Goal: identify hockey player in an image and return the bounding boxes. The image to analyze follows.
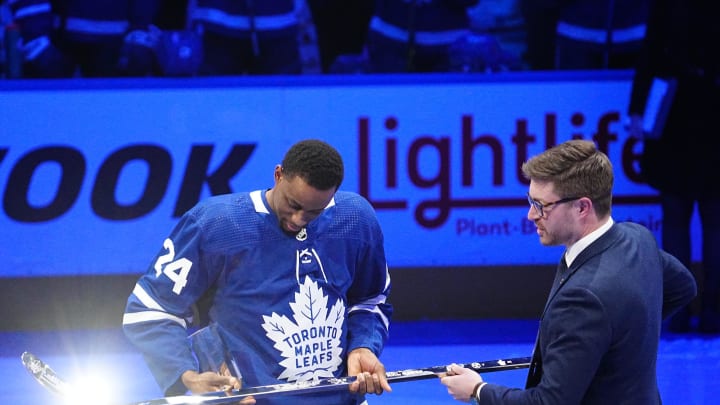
[187,0,303,75]
[123,140,393,405]
[6,0,161,77]
[366,0,479,73]
[552,0,650,69]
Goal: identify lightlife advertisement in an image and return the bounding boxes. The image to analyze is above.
[0,73,688,277]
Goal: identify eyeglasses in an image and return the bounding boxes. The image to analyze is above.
[527,193,581,218]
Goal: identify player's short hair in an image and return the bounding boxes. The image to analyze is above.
[521,139,613,217]
[281,139,344,191]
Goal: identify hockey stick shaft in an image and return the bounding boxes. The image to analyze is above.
[132,356,531,405]
[22,351,530,405]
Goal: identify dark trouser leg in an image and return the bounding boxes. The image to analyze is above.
[698,197,720,333]
[661,192,695,332]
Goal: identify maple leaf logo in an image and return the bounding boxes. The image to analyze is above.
[262,276,345,382]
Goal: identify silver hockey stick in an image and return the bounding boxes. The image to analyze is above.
[21,351,74,397]
[22,351,531,405]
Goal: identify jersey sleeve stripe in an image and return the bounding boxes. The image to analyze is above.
[122,311,187,328]
[132,283,165,311]
[348,294,390,329]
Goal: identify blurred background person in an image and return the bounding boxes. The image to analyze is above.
[187,0,303,75]
[365,0,479,73]
[6,0,161,78]
[523,0,650,70]
[628,0,720,333]
[465,0,527,71]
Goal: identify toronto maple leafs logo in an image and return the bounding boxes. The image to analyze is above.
[262,276,345,382]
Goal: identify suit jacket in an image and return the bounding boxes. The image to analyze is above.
[480,222,696,404]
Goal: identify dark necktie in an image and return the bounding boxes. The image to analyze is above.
[550,255,568,294]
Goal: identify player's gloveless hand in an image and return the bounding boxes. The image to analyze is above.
[346,347,392,395]
[181,370,255,404]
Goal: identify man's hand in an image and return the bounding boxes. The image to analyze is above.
[346,347,391,395]
[180,370,255,404]
[440,364,484,402]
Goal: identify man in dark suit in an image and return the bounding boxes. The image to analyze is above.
[441,140,696,404]
[627,0,720,334]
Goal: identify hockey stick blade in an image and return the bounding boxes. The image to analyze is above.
[132,356,532,405]
[21,351,74,397]
[22,351,530,405]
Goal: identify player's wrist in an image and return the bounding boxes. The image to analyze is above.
[180,369,201,391]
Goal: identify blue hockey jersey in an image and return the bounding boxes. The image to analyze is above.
[369,0,479,47]
[189,0,298,39]
[123,190,392,405]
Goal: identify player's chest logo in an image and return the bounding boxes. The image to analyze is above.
[261,276,345,382]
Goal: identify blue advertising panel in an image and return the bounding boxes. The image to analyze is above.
[0,73,690,277]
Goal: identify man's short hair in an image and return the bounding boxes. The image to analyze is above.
[521,139,613,217]
[282,139,344,191]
